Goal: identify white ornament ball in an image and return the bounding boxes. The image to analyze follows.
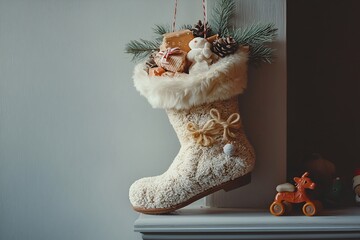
[223,143,235,156]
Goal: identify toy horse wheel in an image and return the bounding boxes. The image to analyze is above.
[270,202,285,216]
[302,202,317,216]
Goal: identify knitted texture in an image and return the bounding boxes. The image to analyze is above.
[129,97,255,209]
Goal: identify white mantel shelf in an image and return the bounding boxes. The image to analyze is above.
[134,207,360,240]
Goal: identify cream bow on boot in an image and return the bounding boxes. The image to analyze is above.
[129,47,255,214]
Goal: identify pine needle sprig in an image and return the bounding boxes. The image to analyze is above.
[153,24,171,39]
[125,39,160,62]
[248,45,275,67]
[233,23,277,46]
[209,0,235,37]
[231,23,277,66]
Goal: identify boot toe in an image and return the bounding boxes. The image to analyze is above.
[129,176,178,209]
[129,177,156,209]
[129,175,193,210]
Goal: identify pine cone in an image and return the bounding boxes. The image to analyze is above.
[212,37,238,57]
[145,51,158,69]
[191,20,211,38]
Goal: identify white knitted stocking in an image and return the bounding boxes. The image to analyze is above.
[129,48,254,213]
[129,97,255,213]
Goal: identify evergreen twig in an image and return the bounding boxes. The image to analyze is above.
[233,23,277,46]
[232,23,277,66]
[125,39,160,62]
[248,45,275,67]
[209,0,235,37]
[153,24,171,38]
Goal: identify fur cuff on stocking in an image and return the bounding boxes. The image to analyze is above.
[133,48,249,110]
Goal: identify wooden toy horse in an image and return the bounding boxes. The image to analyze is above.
[270,172,321,216]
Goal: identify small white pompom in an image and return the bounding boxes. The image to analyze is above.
[223,143,235,156]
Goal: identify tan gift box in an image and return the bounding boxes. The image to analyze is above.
[160,29,194,53]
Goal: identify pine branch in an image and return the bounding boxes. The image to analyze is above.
[153,24,171,38]
[248,45,275,67]
[231,23,277,66]
[209,0,235,37]
[125,39,160,62]
[233,23,277,46]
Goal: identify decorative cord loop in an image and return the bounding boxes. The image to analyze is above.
[187,120,218,146]
[187,108,241,146]
[210,109,241,142]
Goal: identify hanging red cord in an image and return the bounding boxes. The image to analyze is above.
[203,0,207,38]
[172,0,207,35]
[172,0,178,32]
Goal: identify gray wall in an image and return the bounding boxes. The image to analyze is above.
[0,1,202,239]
